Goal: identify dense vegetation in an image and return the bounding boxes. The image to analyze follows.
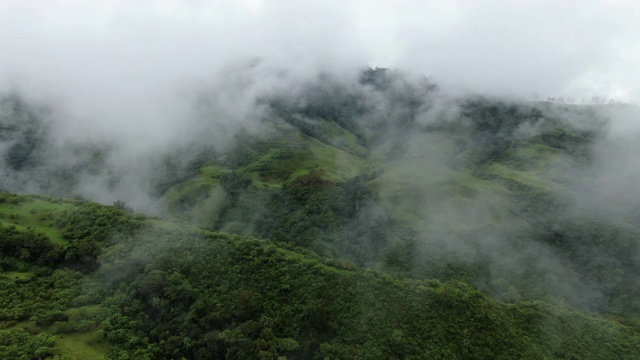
[1,195,640,359]
[2,69,640,358]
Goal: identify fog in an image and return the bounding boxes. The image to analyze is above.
[1,0,638,202]
[1,0,638,155]
[2,0,639,105]
[1,0,640,309]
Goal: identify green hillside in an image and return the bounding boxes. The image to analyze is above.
[2,69,640,358]
[145,73,640,330]
[1,194,640,359]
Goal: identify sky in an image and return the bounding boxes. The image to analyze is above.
[0,0,638,117]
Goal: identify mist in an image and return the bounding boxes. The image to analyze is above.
[2,0,639,104]
[1,0,638,153]
[1,0,640,315]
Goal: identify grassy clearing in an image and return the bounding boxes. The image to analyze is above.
[504,144,561,171]
[486,163,558,191]
[240,148,291,186]
[305,136,366,180]
[0,197,73,245]
[163,164,227,206]
[238,132,366,184]
[161,179,228,228]
[162,178,217,207]
[513,143,559,160]
[317,120,368,157]
[168,126,367,202]
[146,218,191,232]
[200,165,227,179]
[55,329,110,360]
[450,171,511,196]
[3,271,35,280]
[3,320,40,333]
[370,156,455,197]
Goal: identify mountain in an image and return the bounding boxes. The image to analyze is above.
[1,68,640,358]
[156,69,640,318]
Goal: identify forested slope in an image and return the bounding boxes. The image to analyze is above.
[2,68,640,358]
[1,193,640,359]
[151,70,640,322]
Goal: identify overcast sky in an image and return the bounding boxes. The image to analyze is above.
[0,0,638,110]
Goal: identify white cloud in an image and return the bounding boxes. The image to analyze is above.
[0,0,638,116]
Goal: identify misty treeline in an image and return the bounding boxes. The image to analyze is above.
[0,68,433,200]
[2,67,640,319]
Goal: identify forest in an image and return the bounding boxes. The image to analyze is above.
[1,68,640,359]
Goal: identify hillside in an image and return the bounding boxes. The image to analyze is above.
[0,193,639,359]
[2,68,640,358]
[152,71,640,320]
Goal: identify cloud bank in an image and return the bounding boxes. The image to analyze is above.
[0,0,638,212]
[1,0,639,110]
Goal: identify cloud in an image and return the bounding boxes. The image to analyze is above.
[389,1,640,101]
[1,0,638,108]
[0,0,639,212]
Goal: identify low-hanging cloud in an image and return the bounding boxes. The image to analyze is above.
[1,0,639,111]
[0,0,639,213]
